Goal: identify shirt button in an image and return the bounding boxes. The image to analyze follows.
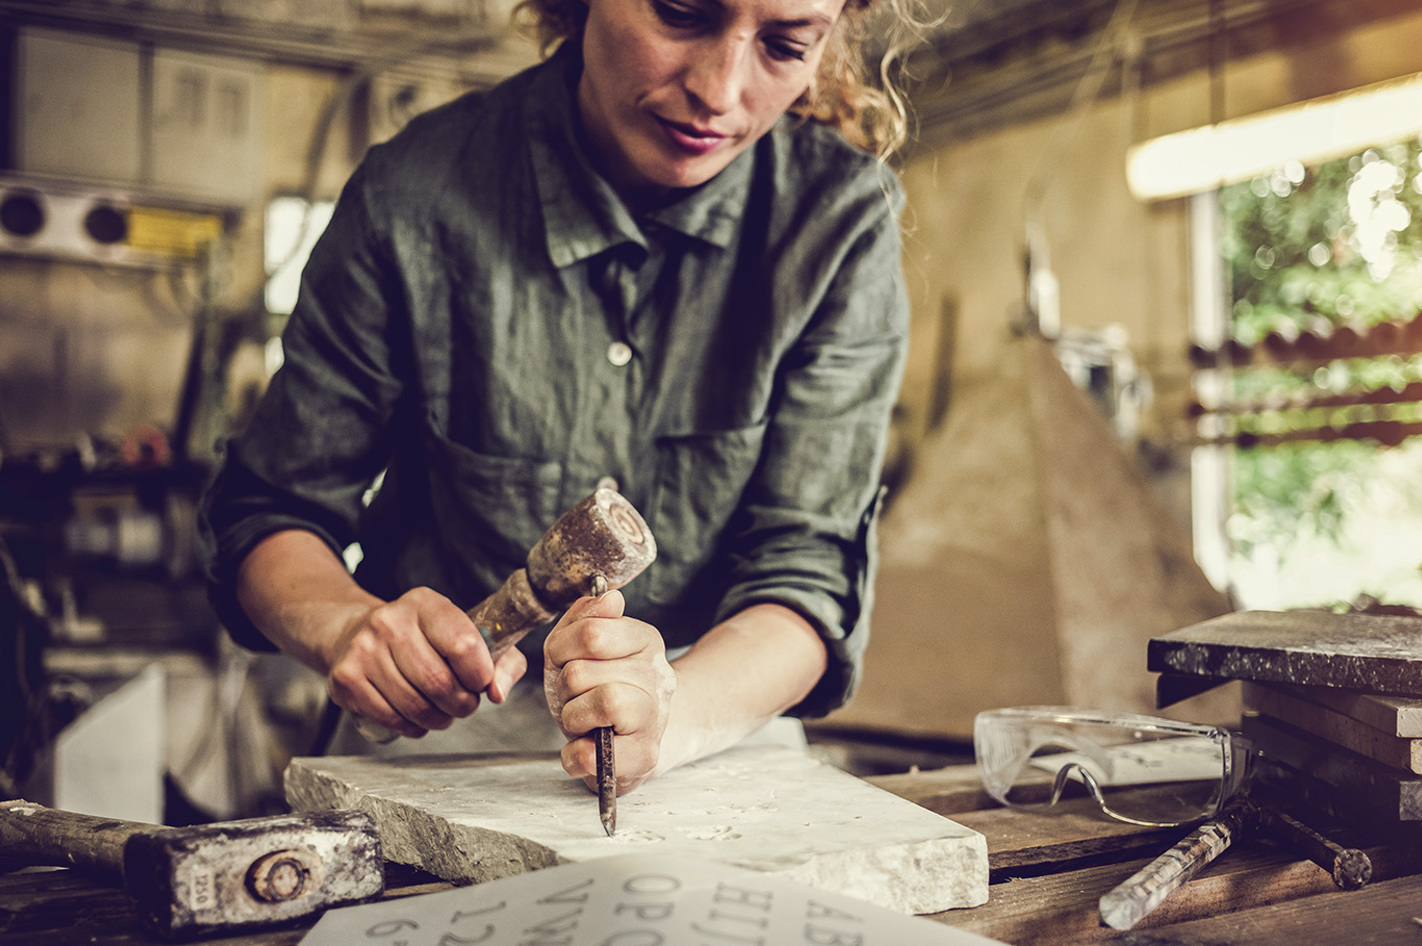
[607,341,633,367]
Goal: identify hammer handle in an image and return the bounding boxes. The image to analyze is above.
[0,799,146,880]
[468,565,558,659]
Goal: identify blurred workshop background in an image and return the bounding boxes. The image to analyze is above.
[2,0,1421,825]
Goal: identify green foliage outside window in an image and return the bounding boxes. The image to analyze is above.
[1217,137,1422,608]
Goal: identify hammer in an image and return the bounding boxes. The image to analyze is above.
[0,800,383,939]
[354,486,658,833]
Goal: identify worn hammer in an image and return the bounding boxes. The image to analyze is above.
[0,800,382,939]
[355,484,658,743]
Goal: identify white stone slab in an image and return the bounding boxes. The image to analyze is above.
[285,744,988,915]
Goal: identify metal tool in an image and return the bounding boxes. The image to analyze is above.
[587,572,617,837]
[1099,795,1259,930]
[0,800,382,939]
[355,485,658,744]
[1258,804,1372,890]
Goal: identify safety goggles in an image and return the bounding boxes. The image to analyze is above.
[974,706,1250,827]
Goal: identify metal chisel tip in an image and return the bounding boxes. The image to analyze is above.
[597,725,616,837]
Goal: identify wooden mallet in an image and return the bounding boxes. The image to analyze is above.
[0,800,383,939]
[353,484,658,741]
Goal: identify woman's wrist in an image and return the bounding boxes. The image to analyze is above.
[236,529,382,675]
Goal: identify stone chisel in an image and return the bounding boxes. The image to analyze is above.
[354,486,655,837]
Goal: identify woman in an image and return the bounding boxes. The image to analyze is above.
[200,0,913,797]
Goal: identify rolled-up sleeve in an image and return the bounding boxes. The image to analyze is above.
[198,164,406,650]
[714,175,909,717]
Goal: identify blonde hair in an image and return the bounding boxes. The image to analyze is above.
[512,0,912,161]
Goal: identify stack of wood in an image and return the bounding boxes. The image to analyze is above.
[1146,609,1422,839]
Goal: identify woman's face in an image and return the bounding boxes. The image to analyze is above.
[577,0,846,204]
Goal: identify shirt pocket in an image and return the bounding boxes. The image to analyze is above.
[422,427,564,583]
[643,420,768,616]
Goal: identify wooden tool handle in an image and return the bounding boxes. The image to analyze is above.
[0,799,147,880]
[468,566,557,658]
[355,567,556,743]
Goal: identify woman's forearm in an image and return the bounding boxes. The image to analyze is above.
[236,528,510,735]
[235,529,384,675]
[658,602,829,772]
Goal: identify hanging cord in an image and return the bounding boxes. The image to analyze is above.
[1022,0,1142,221]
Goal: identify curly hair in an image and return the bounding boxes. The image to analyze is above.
[511,0,911,160]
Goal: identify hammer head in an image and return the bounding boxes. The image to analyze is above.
[526,486,657,607]
[122,809,382,940]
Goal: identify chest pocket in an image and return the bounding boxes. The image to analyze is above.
[422,426,564,593]
[643,421,768,635]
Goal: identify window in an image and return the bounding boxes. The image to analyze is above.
[1131,73,1422,611]
[263,195,335,317]
[1207,140,1422,610]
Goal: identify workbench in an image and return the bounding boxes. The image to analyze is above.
[4,761,1421,945]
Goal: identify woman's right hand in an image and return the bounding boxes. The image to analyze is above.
[324,586,528,738]
[236,529,527,739]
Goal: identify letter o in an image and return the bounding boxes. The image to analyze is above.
[623,874,681,895]
[598,932,663,946]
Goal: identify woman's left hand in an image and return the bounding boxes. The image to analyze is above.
[544,589,676,795]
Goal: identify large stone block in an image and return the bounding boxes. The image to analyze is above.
[285,744,989,915]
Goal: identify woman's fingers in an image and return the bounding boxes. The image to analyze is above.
[328,586,513,736]
[544,589,676,790]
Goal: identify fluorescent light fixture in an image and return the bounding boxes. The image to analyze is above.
[1127,72,1422,200]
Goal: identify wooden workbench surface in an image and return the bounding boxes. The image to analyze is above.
[4,762,1420,945]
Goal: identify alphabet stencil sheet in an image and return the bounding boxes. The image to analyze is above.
[299,853,1009,946]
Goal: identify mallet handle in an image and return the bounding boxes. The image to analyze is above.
[0,799,148,880]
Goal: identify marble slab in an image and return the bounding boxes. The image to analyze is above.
[285,744,989,915]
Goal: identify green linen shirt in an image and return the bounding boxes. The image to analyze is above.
[199,43,909,717]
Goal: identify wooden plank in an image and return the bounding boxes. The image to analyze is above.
[927,840,1364,945]
[1242,714,1422,823]
[1098,873,1422,945]
[1270,682,1422,737]
[869,762,1190,875]
[0,870,137,938]
[952,805,1183,875]
[1243,683,1422,772]
[1148,611,1422,696]
[868,762,998,815]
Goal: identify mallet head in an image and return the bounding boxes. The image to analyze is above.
[122,809,382,939]
[525,486,657,608]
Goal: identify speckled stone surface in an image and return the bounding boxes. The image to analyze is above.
[1148,610,1422,696]
[284,744,989,915]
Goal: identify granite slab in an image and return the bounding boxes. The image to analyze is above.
[284,744,989,915]
[1283,682,1422,737]
[1148,610,1422,696]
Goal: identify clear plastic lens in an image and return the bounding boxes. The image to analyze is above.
[974,707,1233,827]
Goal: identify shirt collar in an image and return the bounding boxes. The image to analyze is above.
[525,43,752,268]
